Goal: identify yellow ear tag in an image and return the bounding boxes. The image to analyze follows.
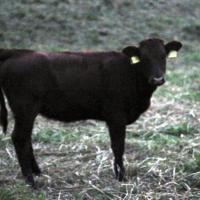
[168,50,178,58]
[131,56,140,64]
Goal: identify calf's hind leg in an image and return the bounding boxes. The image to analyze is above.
[29,140,41,176]
[11,104,40,186]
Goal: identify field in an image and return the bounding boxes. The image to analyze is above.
[0,0,200,199]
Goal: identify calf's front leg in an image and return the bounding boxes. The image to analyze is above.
[107,117,126,181]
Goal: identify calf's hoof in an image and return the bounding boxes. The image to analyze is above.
[116,171,127,182]
[114,164,126,182]
[25,174,36,188]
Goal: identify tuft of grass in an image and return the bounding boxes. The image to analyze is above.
[184,51,200,64]
[0,188,14,200]
[0,183,45,200]
[33,129,80,144]
[162,123,197,137]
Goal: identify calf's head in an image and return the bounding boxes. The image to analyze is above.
[123,38,182,86]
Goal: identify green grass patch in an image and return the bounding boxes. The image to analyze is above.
[0,188,14,200]
[181,91,200,102]
[184,51,200,63]
[181,157,200,174]
[162,123,197,136]
[145,134,181,152]
[33,124,109,145]
[0,183,45,200]
[156,65,200,102]
[33,129,80,143]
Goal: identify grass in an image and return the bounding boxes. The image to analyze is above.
[33,129,80,144]
[0,0,200,199]
[0,184,45,200]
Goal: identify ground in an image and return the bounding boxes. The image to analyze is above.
[0,0,200,199]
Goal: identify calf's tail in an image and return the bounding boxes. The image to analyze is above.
[0,49,14,134]
[0,89,7,134]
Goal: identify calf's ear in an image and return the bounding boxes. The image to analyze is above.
[122,46,141,64]
[165,41,182,58]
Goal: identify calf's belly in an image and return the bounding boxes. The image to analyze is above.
[39,94,103,122]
